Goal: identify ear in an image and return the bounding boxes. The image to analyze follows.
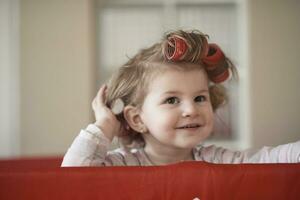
[123,105,146,133]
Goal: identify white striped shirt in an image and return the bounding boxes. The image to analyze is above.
[62,124,300,166]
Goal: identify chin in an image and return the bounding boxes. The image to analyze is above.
[185,135,210,148]
[177,141,201,149]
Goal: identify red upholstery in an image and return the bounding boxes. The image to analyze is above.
[0,157,300,200]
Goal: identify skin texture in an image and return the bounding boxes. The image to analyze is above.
[139,68,214,165]
[92,85,121,141]
[93,66,214,165]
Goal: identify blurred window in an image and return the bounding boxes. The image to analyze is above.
[98,0,241,143]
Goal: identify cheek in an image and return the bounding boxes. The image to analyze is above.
[207,108,214,121]
[142,109,177,130]
[207,112,215,131]
[202,105,214,124]
[207,117,214,132]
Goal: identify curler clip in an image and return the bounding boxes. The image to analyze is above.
[165,36,187,61]
[111,98,124,115]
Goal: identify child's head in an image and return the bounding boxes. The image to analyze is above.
[105,30,236,147]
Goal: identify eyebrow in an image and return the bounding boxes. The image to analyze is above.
[162,89,209,95]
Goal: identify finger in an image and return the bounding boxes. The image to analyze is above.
[98,84,107,106]
[92,97,96,110]
[93,85,105,107]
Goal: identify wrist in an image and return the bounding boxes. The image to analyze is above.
[93,122,114,141]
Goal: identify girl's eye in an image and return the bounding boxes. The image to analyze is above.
[164,97,180,104]
[195,95,207,102]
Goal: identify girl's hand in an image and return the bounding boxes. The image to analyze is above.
[92,85,121,141]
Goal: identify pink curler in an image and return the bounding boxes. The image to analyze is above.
[165,36,187,61]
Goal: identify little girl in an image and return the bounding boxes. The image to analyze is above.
[62,30,300,166]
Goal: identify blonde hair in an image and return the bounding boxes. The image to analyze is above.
[105,30,237,147]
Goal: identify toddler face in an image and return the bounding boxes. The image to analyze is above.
[140,65,214,149]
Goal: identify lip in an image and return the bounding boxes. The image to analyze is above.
[176,123,202,129]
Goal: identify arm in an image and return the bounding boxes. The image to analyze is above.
[62,123,143,166]
[245,141,300,163]
[61,124,112,166]
[197,141,300,164]
[61,85,125,166]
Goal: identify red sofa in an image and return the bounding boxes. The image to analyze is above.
[0,157,300,200]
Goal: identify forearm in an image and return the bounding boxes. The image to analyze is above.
[61,124,111,167]
[198,140,300,164]
[247,140,300,163]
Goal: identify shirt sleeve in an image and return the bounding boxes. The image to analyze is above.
[61,124,127,167]
[196,140,300,164]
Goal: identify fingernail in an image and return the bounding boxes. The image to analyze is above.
[99,84,106,90]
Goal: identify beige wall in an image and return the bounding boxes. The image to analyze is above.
[20,0,96,156]
[18,0,300,156]
[249,0,300,148]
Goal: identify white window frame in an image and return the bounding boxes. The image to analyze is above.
[0,0,20,157]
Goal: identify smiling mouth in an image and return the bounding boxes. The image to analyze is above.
[177,124,201,129]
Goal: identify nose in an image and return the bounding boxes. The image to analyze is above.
[181,102,198,118]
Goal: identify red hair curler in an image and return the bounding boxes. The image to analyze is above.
[203,43,230,83]
[165,36,187,61]
[203,43,224,66]
[200,37,209,59]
